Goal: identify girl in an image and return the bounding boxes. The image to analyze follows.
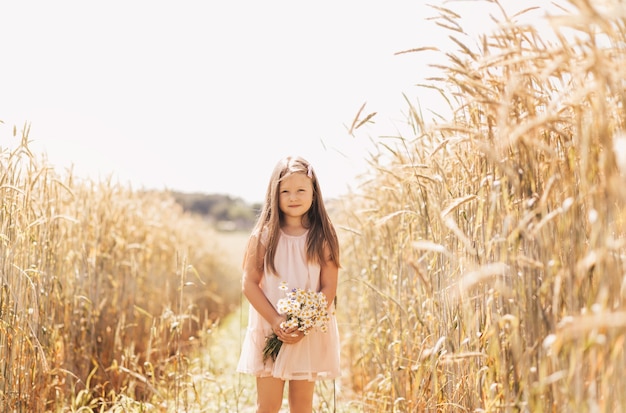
[237,156,341,413]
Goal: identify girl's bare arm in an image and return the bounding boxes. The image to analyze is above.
[319,244,339,308]
[241,235,297,343]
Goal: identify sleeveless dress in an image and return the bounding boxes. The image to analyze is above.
[236,229,341,381]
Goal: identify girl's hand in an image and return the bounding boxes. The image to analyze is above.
[272,318,304,344]
[271,316,287,338]
[279,326,304,344]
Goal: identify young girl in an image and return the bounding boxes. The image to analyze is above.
[237,155,341,413]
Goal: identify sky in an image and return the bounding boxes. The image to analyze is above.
[0,1,553,203]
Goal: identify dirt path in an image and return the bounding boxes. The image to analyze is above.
[186,304,257,412]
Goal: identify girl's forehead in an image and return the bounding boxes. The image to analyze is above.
[279,172,311,186]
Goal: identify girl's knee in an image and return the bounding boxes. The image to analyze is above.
[256,392,283,413]
[256,376,284,412]
[255,402,282,413]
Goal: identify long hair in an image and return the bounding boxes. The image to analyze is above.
[249,155,340,276]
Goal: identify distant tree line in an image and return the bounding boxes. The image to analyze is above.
[171,191,260,231]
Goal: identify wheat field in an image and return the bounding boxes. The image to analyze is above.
[334,0,626,411]
[0,128,244,411]
[2,0,626,412]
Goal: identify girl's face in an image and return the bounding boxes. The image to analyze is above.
[278,172,313,221]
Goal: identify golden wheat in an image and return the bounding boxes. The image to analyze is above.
[0,129,241,411]
[336,0,626,411]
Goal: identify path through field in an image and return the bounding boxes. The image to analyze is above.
[180,231,361,412]
[185,302,357,412]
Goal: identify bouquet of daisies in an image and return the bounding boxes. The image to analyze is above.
[263,283,330,364]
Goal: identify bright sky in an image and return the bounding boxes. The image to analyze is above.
[0,1,552,203]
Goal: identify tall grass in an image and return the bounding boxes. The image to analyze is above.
[0,128,241,411]
[336,0,626,411]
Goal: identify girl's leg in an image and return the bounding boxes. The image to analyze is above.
[256,376,285,413]
[287,380,315,413]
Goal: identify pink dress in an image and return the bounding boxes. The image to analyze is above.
[236,229,341,381]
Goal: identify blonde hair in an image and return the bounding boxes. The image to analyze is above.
[249,155,340,276]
